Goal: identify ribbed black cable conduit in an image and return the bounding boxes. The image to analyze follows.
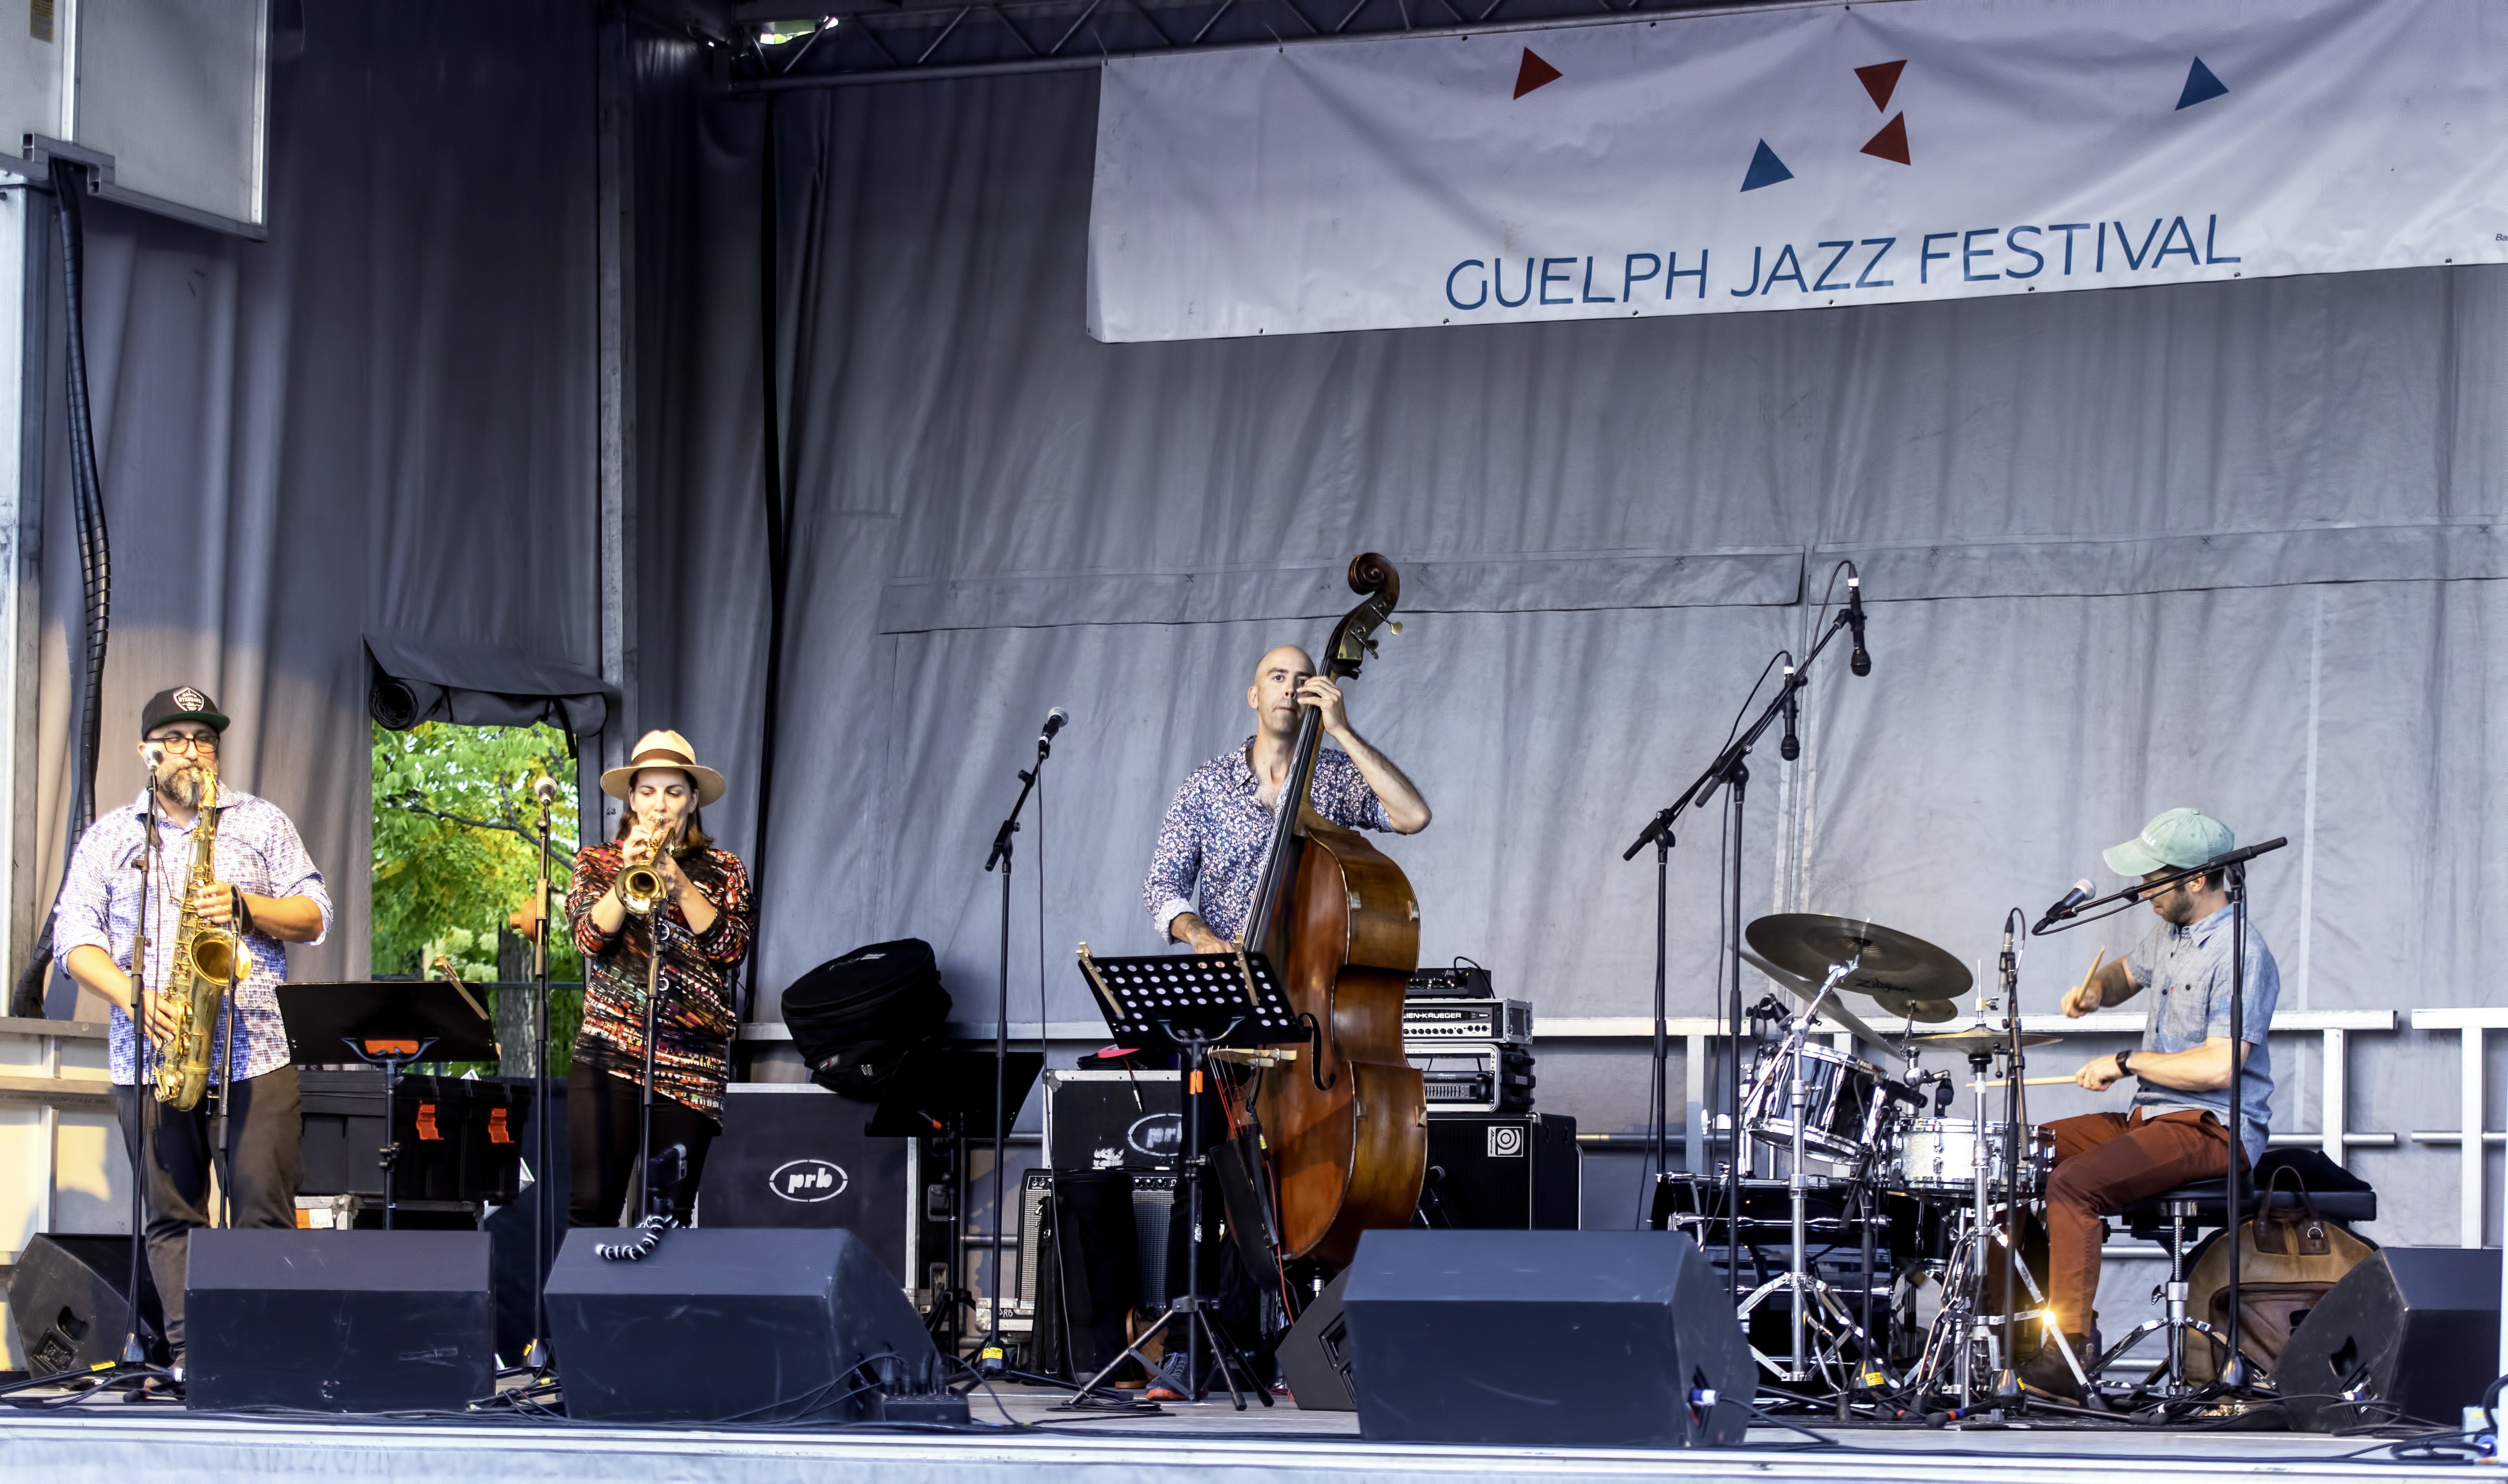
[9,160,114,1017]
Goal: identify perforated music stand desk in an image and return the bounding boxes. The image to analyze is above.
[277,981,499,1228]
[1073,947,1305,1053]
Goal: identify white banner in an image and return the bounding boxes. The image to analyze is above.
[1087,0,2508,342]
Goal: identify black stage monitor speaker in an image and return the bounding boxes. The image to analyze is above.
[185,1229,494,1412]
[545,1226,942,1423]
[1343,1229,1753,1447]
[2278,1246,2502,1432]
[1278,1268,1355,1411]
[697,1086,911,1282]
[8,1234,165,1375]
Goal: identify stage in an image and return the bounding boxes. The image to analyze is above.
[0,1387,2478,1484]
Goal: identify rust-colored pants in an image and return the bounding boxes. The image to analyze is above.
[2045,1108,2240,1334]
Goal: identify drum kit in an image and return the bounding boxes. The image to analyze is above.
[1657,912,2087,1414]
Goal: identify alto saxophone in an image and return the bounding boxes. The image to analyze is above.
[156,769,242,1110]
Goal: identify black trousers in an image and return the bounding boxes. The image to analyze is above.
[113,1065,304,1359]
[567,1062,719,1226]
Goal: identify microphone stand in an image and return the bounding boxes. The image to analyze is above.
[978,725,1055,1374]
[1620,591,1862,1299]
[2036,835,2284,1399]
[118,811,161,1372]
[526,787,555,1371]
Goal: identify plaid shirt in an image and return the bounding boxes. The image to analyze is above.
[56,787,334,1087]
[1144,737,1391,945]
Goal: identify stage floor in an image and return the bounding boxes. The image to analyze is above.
[0,1385,2477,1484]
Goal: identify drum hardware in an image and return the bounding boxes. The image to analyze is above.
[1739,952,1894,1386]
[1903,1028,2062,1056]
[1744,914,1974,1009]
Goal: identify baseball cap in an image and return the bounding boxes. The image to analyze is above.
[141,685,229,737]
[2102,807,2233,877]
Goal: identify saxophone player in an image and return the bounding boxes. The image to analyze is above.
[56,686,332,1376]
[564,729,753,1227]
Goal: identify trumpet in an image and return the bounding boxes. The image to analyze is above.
[618,819,684,918]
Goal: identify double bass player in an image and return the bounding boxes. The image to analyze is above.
[1145,643,1431,953]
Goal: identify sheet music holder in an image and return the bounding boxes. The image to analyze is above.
[276,980,501,1065]
[276,981,500,1228]
[863,1045,1044,1141]
[1073,945,1303,1051]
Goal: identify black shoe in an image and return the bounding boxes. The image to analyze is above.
[2016,1333,2090,1400]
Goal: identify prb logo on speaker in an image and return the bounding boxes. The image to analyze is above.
[1128,1112,1183,1160]
[769,1157,850,1202]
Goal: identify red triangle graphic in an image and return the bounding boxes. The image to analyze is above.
[1855,59,1905,112]
[1513,48,1562,99]
[1860,112,1910,165]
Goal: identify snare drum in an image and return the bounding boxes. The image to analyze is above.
[1740,1043,1891,1164]
[1882,1119,2055,1197]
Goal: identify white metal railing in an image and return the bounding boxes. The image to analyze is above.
[0,1015,115,1269]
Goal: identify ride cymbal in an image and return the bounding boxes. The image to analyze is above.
[1744,913,1974,1008]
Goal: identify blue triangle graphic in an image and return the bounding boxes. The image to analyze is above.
[2176,57,2228,110]
[1740,140,1794,192]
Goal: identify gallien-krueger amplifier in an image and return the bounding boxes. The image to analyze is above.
[1402,997,1532,1047]
[1407,1042,1535,1113]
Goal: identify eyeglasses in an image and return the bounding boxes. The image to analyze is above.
[148,735,218,755]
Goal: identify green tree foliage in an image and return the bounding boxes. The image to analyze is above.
[371,721,585,1069]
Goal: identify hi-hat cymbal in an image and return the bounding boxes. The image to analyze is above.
[1904,1027,2062,1055]
[1745,913,1974,1010]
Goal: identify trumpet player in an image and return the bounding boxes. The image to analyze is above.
[565,729,753,1227]
[56,686,332,1376]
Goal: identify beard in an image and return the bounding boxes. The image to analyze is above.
[151,760,205,810]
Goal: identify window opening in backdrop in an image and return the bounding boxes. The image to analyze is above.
[370,720,581,1077]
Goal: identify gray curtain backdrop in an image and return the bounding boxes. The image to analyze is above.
[626,66,2508,1246]
[30,0,600,1006]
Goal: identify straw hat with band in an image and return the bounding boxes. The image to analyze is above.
[601,729,726,807]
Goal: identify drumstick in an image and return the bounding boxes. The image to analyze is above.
[1970,1076,2079,1088]
[2070,948,2106,1008]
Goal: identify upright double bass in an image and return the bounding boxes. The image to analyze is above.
[1243,554,1426,1267]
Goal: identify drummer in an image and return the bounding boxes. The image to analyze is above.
[2016,808,2279,1399]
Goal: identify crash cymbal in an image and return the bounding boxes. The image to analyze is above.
[1745,913,1974,1008]
[1869,990,1962,1024]
[1903,1027,2062,1055]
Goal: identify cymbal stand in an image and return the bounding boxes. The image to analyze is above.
[1735,955,1876,1387]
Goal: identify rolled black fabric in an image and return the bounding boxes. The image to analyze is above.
[778,939,950,1099]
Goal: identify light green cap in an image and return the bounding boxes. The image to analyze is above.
[2103,807,2234,876]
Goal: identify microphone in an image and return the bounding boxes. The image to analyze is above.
[1039,707,1068,746]
[1846,576,1871,677]
[2033,878,2095,933]
[1998,913,2016,991]
[1778,667,1800,761]
[533,775,560,802]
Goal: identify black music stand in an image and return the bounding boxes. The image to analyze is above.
[1062,948,1302,1413]
[278,981,499,1230]
[867,1044,1044,1355]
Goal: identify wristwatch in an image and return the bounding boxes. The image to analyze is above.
[2115,1050,2135,1079]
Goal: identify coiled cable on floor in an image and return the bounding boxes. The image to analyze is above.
[9,160,112,1019]
[594,1214,675,1262]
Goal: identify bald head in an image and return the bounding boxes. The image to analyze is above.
[1247,645,1318,740]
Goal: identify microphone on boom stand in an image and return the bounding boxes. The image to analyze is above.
[2032,879,2095,934]
[1778,669,1800,761]
[1846,576,1871,677]
[1039,706,1068,750]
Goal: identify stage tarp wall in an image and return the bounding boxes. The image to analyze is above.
[654,67,2507,1244]
[28,0,600,1005]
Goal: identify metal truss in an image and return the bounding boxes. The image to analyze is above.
[716,0,1828,90]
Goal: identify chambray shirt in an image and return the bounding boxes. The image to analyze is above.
[56,787,333,1087]
[1144,738,1392,946]
[2123,903,2278,1162]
